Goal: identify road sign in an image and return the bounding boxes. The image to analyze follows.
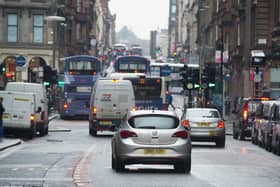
[16,55,26,67]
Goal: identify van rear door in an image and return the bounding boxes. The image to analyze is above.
[96,85,134,119]
[1,92,36,129]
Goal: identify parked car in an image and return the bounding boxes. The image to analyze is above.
[270,103,280,155]
[254,100,277,148]
[262,101,280,151]
[181,107,225,147]
[111,110,192,173]
[233,98,261,140]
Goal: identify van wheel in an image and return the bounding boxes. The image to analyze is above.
[89,121,97,136]
[27,125,36,139]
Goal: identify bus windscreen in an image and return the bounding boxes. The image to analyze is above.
[69,60,97,75]
[129,78,161,100]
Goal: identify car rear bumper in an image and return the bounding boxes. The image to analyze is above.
[190,128,225,141]
[115,140,192,164]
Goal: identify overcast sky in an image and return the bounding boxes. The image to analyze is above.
[109,0,169,40]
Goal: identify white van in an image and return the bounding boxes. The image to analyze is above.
[89,79,135,136]
[5,82,49,133]
[0,91,48,138]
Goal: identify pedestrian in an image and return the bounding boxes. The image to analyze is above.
[0,97,5,140]
[166,91,175,110]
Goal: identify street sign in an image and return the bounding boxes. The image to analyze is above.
[16,55,26,67]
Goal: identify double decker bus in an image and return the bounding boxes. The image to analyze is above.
[113,56,151,74]
[107,73,168,110]
[131,45,143,56]
[58,55,101,119]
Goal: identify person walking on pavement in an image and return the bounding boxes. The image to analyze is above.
[0,97,5,140]
[166,91,175,110]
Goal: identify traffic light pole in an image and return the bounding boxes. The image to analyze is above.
[220,25,224,118]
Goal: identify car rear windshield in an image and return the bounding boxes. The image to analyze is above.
[186,110,220,118]
[128,115,179,129]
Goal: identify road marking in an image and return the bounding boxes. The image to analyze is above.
[73,144,95,187]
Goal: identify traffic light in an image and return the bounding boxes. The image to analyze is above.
[192,69,200,89]
[207,67,216,88]
[0,63,6,75]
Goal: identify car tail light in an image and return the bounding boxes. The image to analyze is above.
[217,120,225,128]
[92,106,97,117]
[30,114,35,123]
[120,130,137,139]
[243,102,249,121]
[172,131,188,139]
[181,120,190,128]
[243,110,248,121]
[63,102,68,109]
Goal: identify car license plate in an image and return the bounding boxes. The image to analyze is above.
[144,149,166,155]
[2,114,9,119]
[197,122,210,127]
[209,131,217,136]
[99,121,112,125]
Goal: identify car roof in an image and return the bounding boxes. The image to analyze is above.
[127,110,178,118]
[186,108,219,112]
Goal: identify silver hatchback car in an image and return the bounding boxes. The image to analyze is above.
[182,108,225,147]
[111,110,192,173]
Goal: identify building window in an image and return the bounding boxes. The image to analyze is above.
[7,14,18,42]
[77,0,82,12]
[275,0,280,26]
[33,15,43,43]
[237,23,240,46]
[76,23,81,40]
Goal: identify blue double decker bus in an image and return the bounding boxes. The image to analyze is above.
[113,56,151,74]
[58,55,101,119]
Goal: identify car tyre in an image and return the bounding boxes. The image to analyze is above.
[216,138,225,148]
[174,158,191,173]
[276,137,280,156]
[115,157,125,172]
[239,128,245,141]
[111,153,116,170]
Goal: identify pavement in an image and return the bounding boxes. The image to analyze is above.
[0,112,60,152]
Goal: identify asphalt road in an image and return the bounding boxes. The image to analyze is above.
[0,117,279,187]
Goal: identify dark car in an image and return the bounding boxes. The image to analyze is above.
[271,103,280,155]
[233,98,262,140]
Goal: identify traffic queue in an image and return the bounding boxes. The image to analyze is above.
[233,97,280,155]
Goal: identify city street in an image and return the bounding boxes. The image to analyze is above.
[0,116,279,187]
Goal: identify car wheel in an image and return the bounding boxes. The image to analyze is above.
[115,157,125,172]
[276,137,280,156]
[175,158,191,173]
[216,138,225,148]
[111,153,116,170]
[239,129,245,140]
[233,123,238,139]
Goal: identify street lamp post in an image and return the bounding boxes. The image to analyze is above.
[45,16,65,69]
